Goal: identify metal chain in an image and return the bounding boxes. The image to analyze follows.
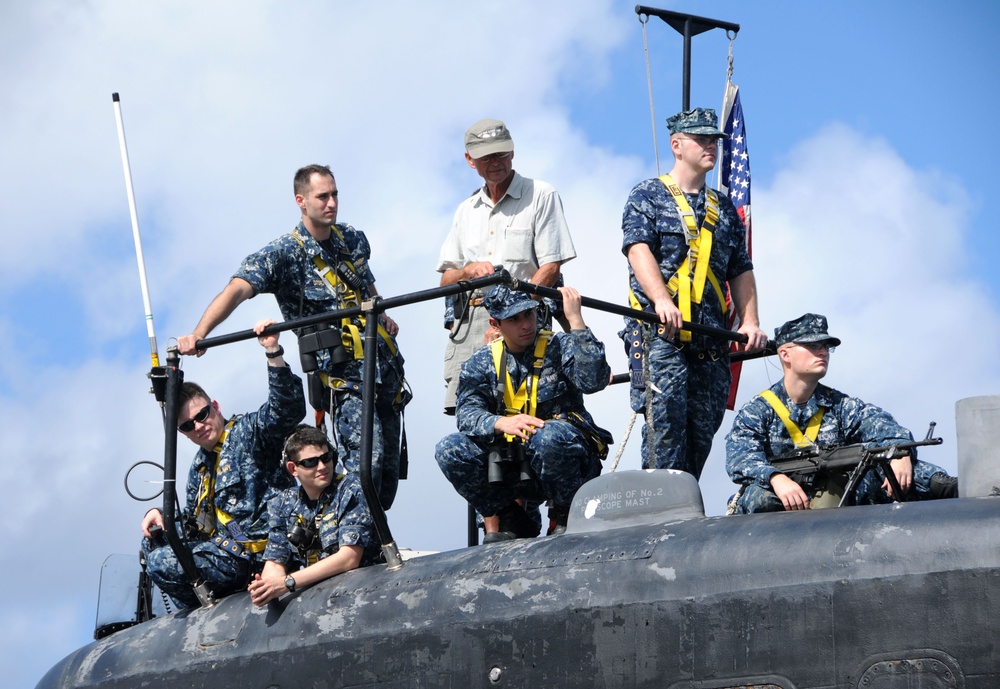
[727,30,736,81]
[714,31,737,192]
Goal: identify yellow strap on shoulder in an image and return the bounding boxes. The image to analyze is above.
[529,330,551,417]
[193,420,235,537]
[490,339,528,416]
[760,390,824,449]
[292,229,398,358]
[192,466,213,534]
[653,176,726,342]
[490,333,551,441]
[291,228,358,304]
[659,176,700,241]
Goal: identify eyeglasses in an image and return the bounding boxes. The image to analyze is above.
[294,450,334,469]
[795,341,836,353]
[178,404,212,432]
[477,151,513,162]
[676,134,721,147]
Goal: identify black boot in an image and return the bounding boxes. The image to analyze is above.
[499,502,541,539]
[929,472,959,499]
[547,506,570,536]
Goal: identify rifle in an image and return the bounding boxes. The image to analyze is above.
[769,423,943,508]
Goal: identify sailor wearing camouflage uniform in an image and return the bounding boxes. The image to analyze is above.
[621,107,767,478]
[726,313,957,513]
[178,165,408,510]
[142,321,304,609]
[248,426,378,606]
[435,284,612,542]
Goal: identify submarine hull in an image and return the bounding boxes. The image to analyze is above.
[37,488,1000,688]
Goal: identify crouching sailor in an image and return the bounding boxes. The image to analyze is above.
[141,320,305,609]
[435,284,613,543]
[726,313,958,513]
[248,426,379,606]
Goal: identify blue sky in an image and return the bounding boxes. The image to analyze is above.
[4,2,1000,687]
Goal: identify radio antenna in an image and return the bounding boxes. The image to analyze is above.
[112,92,160,368]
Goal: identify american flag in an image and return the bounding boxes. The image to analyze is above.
[719,83,751,410]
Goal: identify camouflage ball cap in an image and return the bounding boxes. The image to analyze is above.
[774,313,842,347]
[483,285,537,320]
[465,119,514,159]
[667,108,726,137]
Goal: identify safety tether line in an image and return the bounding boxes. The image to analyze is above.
[608,410,639,473]
[640,13,660,176]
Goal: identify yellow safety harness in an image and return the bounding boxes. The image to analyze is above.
[292,228,410,407]
[291,228,398,361]
[292,475,347,565]
[192,419,268,555]
[628,175,727,342]
[294,511,327,567]
[760,390,825,448]
[490,331,551,442]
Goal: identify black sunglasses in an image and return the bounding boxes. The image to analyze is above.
[294,450,334,469]
[178,404,212,432]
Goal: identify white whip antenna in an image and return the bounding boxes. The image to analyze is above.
[112,92,160,368]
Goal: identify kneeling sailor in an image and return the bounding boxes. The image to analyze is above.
[435,284,612,543]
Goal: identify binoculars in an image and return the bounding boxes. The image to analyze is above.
[488,439,533,485]
[298,323,353,374]
[287,520,319,553]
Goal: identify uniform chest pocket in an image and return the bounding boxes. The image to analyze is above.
[535,377,566,405]
[658,229,689,258]
[303,274,353,310]
[214,467,245,507]
[503,226,535,263]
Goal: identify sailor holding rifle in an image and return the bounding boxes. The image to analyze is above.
[726,313,957,513]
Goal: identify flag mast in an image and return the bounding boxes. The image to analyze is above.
[634,6,740,111]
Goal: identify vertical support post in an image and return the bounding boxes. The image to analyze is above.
[358,300,405,570]
[682,18,692,111]
[158,347,214,606]
[467,505,479,547]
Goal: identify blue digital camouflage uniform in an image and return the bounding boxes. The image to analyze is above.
[726,381,949,513]
[235,222,407,510]
[435,329,611,517]
[143,365,305,609]
[621,180,753,478]
[263,473,380,572]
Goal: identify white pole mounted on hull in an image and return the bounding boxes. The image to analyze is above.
[112,92,160,368]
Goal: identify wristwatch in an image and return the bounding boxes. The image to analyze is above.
[284,575,296,592]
